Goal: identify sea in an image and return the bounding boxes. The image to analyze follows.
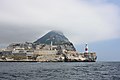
[0,62,120,80]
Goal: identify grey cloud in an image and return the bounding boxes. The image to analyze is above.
[0,23,50,44]
[0,0,120,46]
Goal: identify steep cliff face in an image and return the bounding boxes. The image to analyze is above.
[34,30,76,51]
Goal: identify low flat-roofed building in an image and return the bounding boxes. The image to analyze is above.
[34,50,58,55]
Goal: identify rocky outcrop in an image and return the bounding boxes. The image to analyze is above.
[34,30,76,51]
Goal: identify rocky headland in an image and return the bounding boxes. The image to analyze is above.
[0,30,97,62]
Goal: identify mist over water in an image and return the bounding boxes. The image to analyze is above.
[0,62,120,80]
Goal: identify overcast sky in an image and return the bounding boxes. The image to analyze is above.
[0,0,120,61]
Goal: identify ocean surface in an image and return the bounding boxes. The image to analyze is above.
[0,62,120,80]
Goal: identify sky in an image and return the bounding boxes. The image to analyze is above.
[0,0,120,61]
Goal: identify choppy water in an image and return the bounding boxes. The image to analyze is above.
[0,62,120,80]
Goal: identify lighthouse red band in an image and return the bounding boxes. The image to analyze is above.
[85,43,88,53]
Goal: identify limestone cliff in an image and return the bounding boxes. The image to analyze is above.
[34,30,76,51]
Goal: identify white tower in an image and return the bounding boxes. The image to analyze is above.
[85,43,88,53]
[50,41,53,50]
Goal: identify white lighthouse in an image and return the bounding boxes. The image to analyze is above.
[85,43,88,53]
